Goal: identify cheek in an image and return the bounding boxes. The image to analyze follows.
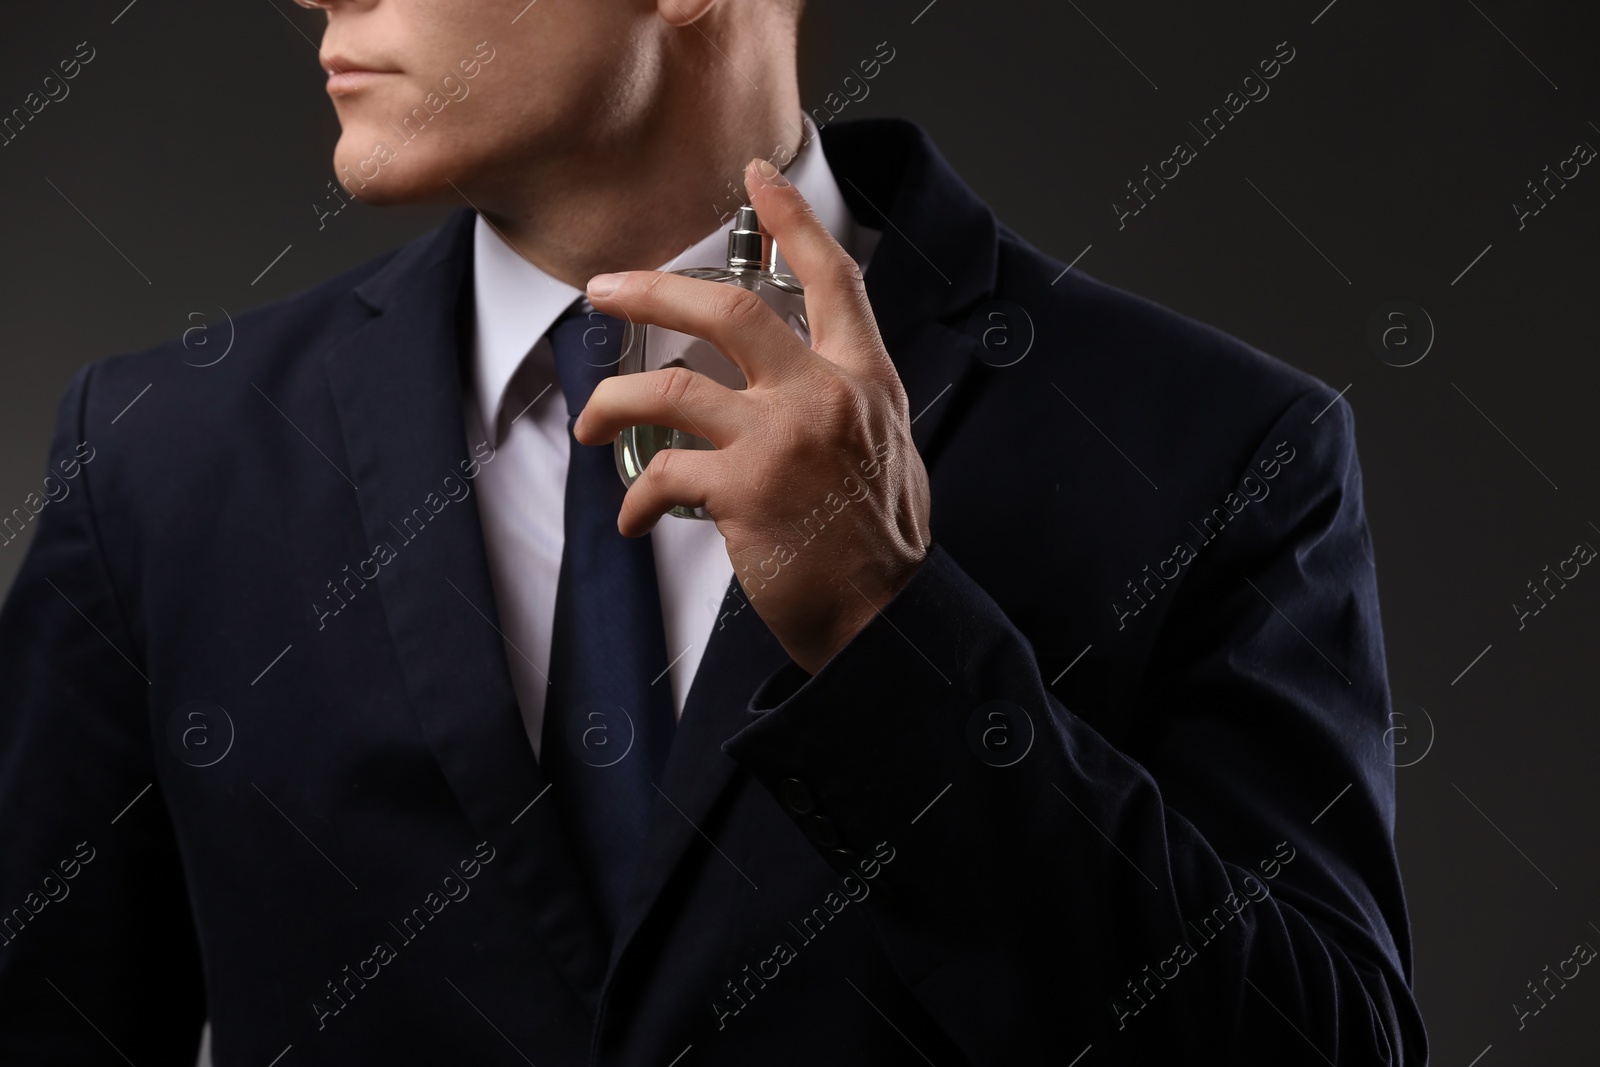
[505,15,662,146]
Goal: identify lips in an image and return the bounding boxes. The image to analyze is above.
[320,54,401,96]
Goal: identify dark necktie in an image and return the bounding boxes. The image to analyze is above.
[540,302,677,944]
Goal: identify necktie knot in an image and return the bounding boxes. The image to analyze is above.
[548,303,627,419]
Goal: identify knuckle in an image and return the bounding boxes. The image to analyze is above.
[794,201,828,237]
[767,415,808,466]
[814,370,856,413]
[713,288,767,332]
[833,254,867,294]
[654,365,699,409]
[645,443,675,482]
[800,374,858,441]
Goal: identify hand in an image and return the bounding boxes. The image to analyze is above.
[574,158,933,674]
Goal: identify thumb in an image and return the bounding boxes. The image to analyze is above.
[744,157,879,361]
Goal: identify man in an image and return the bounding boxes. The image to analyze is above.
[0,0,1426,1063]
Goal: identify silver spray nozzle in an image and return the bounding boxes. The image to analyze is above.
[727,206,775,271]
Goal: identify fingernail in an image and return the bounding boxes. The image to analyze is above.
[752,157,789,187]
[588,273,624,297]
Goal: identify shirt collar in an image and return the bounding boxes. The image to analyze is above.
[470,113,869,444]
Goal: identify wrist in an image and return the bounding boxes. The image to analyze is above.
[790,550,928,674]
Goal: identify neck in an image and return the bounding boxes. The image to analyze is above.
[466,36,804,289]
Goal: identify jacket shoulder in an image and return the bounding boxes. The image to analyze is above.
[986,223,1342,467]
[995,223,1328,405]
[54,221,453,524]
[91,238,414,390]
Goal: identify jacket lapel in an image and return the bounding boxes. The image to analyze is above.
[321,207,610,1011]
[604,575,790,978]
[605,118,1003,978]
[830,119,1000,460]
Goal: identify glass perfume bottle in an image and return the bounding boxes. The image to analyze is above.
[614,205,809,519]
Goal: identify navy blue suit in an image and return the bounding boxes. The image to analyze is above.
[0,118,1426,1064]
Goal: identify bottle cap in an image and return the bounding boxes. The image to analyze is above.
[727,206,775,271]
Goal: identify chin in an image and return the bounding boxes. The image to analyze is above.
[332,132,460,206]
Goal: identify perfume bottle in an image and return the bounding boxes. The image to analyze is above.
[614,205,810,519]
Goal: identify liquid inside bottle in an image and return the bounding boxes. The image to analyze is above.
[614,208,810,520]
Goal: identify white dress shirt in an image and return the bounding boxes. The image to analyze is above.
[464,115,881,761]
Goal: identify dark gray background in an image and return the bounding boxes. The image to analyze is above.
[3,1,1596,1063]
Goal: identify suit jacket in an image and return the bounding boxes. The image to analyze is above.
[0,118,1426,1064]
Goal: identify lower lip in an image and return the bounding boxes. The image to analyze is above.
[326,71,397,96]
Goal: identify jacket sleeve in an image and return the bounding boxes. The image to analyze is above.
[722,388,1427,1064]
[0,363,206,1063]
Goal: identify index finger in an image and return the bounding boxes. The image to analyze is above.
[586,269,814,387]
